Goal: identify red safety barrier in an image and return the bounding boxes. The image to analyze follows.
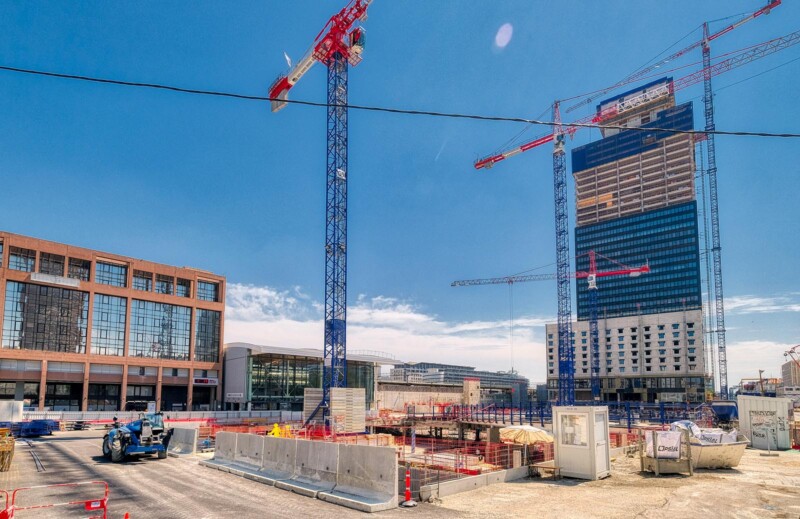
[6,480,109,519]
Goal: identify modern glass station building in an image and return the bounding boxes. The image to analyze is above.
[0,231,225,411]
[223,343,395,411]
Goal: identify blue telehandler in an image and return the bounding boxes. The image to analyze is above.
[102,412,173,462]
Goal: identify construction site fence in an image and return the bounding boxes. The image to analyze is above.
[406,401,711,430]
[397,438,554,499]
[22,410,302,423]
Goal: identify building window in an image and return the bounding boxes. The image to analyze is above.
[688,348,696,354]
[658,333,665,339]
[674,365,681,371]
[672,323,680,330]
[68,258,91,281]
[687,331,695,337]
[39,253,65,276]
[646,366,652,372]
[91,294,127,356]
[2,281,89,353]
[133,270,153,292]
[581,339,587,344]
[87,383,120,411]
[129,300,191,360]
[177,278,191,298]
[659,366,667,372]
[619,367,625,373]
[688,339,695,345]
[96,261,128,288]
[197,281,220,302]
[581,331,587,337]
[687,323,694,329]
[194,309,221,363]
[658,325,664,331]
[155,275,174,295]
[0,240,3,268]
[8,247,35,272]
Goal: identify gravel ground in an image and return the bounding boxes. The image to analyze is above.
[2,430,798,518]
[432,448,800,519]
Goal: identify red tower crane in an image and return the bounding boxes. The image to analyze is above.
[452,251,649,400]
[471,18,798,404]
[268,0,373,424]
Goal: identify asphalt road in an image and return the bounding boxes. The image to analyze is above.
[0,430,458,519]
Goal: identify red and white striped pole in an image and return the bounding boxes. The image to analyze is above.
[400,466,417,507]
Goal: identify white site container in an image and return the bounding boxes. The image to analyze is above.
[552,406,610,480]
[737,395,793,450]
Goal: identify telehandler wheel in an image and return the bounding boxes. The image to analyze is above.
[102,436,112,460]
[111,438,125,463]
[157,449,167,459]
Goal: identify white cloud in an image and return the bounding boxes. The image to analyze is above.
[725,294,800,315]
[724,339,793,386]
[225,283,552,382]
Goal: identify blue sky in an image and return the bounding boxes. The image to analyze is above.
[0,1,798,386]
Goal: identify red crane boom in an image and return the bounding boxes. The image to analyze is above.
[475,27,800,170]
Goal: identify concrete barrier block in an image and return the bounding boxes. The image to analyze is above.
[214,432,237,462]
[259,436,295,484]
[168,427,198,456]
[234,433,264,469]
[276,439,338,497]
[319,444,398,512]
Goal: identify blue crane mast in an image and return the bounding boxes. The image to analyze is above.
[268,0,372,423]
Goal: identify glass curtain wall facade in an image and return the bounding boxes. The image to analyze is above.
[575,201,702,319]
[0,231,225,411]
[2,281,89,353]
[249,352,375,411]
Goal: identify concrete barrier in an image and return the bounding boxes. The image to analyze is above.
[168,427,198,457]
[258,436,296,485]
[200,431,238,472]
[275,439,339,498]
[234,433,264,468]
[319,444,398,513]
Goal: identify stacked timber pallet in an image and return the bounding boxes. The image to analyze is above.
[0,428,14,472]
[303,387,366,434]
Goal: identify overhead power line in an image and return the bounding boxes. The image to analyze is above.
[0,64,798,140]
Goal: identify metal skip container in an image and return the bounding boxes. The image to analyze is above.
[737,395,793,450]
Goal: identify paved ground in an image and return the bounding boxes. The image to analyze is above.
[2,430,799,518]
[0,430,454,518]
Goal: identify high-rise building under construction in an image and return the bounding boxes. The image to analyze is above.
[547,78,710,403]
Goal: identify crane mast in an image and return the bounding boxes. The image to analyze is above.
[702,22,727,399]
[552,102,575,405]
[269,0,373,424]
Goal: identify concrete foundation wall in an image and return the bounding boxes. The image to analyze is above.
[419,466,529,501]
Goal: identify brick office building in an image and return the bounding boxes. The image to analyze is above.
[0,231,225,411]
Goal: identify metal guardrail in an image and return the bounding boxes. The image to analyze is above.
[406,402,709,430]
